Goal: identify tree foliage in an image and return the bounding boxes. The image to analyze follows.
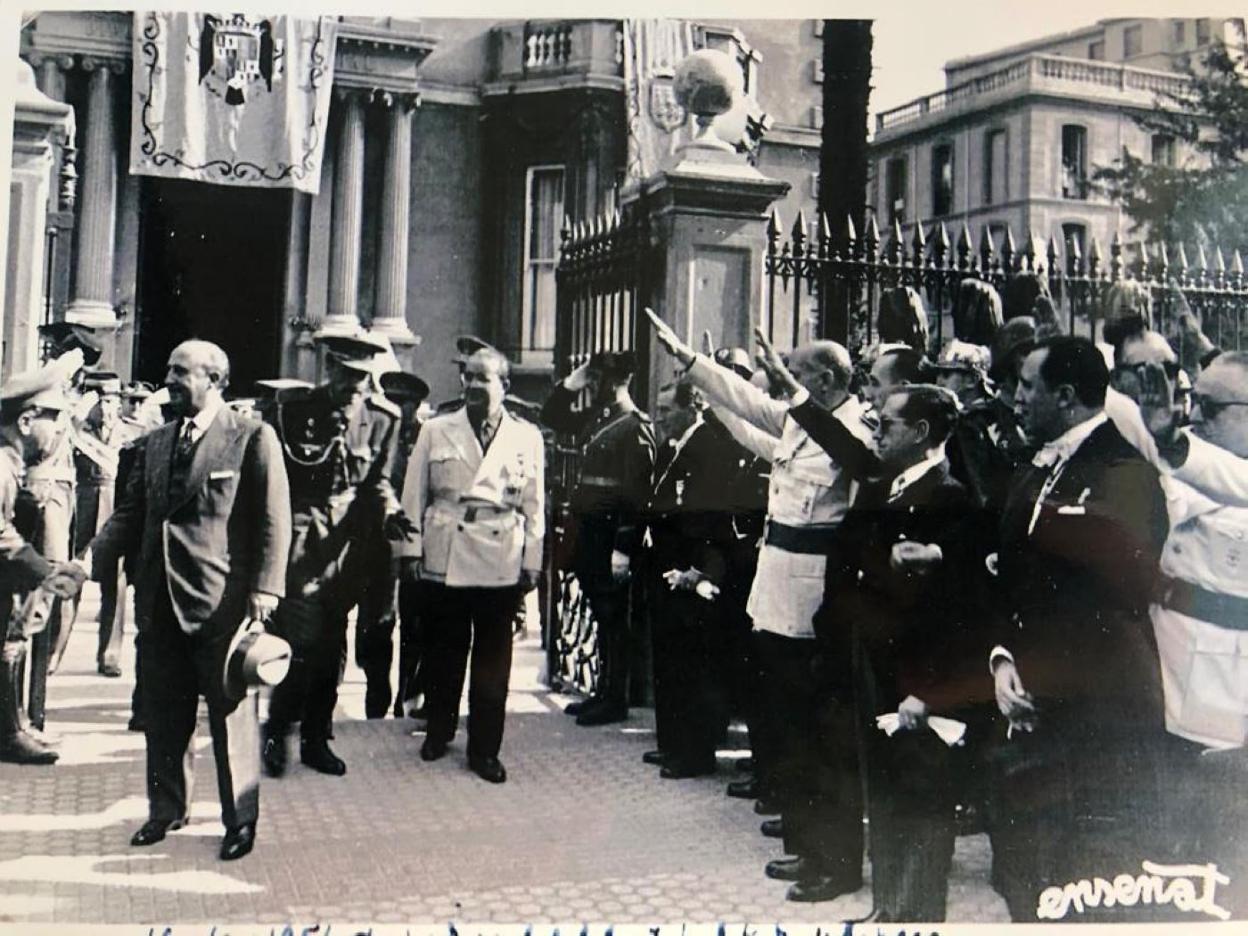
[1094,28,1248,249]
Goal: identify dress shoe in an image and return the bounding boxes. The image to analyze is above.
[469,755,507,783]
[760,818,784,839]
[575,704,627,726]
[754,798,781,816]
[785,875,860,903]
[98,662,122,678]
[420,738,447,762]
[219,823,255,861]
[131,816,187,847]
[563,696,599,717]
[261,726,287,778]
[300,739,347,776]
[0,730,59,765]
[660,759,716,779]
[726,778,758,799]
[765,856,813,882]
[641,749,668,766]
[127,715,145,733]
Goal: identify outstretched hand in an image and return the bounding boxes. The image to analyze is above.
[644,308,696,366]
[753,327,801,395]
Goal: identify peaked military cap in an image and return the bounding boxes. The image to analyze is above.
[1,362,72,420]
[587,350,636,378]
[82,370,123,395]
[379,370,430,404]
[39,321,104,367]
[714,347,754,380]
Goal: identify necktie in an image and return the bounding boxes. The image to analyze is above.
[175,420,197,469]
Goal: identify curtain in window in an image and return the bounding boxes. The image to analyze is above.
[524,168,564,355]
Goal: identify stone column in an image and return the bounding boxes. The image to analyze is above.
[370,91,418,344]
[323,88,367,334]
[66,56,122,328]
[5,61,75,375]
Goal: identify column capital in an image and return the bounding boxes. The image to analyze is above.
[332,85,371,106]
[24,51,75,72]
[374,89,421,112]
[80,55,127,75]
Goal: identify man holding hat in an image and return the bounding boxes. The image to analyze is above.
[540,350,656,726]
[0,365,89,764]
[89,339,291,861]
[262,331,412,777]
[73,372,138,677]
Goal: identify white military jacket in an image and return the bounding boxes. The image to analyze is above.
[398,407,545,588]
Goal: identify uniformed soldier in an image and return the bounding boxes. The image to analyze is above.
[20,345,89,730]
[540,350,656,726]
[72,372,139,677]
[398,347,544,782]
[356,369,428,719]
[0,365,89,763]
[261,332,412,777]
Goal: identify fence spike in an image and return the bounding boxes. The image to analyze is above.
[613,207,623,229]
[1176,241,1189,272]
[1001,225,1017,272]
[1110,229,1124,280]
[978,225,995,271]
[818,212,832,260]
[935,222,950,251]
[1047,234,1060,268]
[1233,249,1244,276]
[956,223,972,270]
[866,214,881,249]
[1157,241,1169,278]
[1196,242,1209,271]
[792,209,808,245]
[842,213,855,245]
[767,209,783,241]
[561,215,573,245]
[1215,245,1227,272]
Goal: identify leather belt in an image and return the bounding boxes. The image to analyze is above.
[1159,575,1248,630]
[763,520,840,555]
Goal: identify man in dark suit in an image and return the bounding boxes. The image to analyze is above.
[91,340,292,862]
[988,335,1169,920]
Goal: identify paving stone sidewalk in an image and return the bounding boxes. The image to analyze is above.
[0,585,1009,926]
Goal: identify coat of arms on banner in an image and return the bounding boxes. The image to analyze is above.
[196,14,284,106]
[647,69,687,133]
[130,12,337,193]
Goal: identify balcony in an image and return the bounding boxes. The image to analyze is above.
[875,53,1192,140]
[486,19,624,94]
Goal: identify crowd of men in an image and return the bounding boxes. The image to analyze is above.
[0,272,1246,921]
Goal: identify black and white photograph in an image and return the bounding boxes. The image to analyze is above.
[0,2,1246,930]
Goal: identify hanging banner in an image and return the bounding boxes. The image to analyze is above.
[130,12,337,194]
[620,19,696,197]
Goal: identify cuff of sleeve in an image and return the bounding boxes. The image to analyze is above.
[393,537,423,560]
[789,387,811,408]
[988,645,1014,674]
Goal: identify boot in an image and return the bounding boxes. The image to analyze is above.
[0,643,57,765]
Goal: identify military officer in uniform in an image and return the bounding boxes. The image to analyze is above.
[398,347,544,782]
[262,332,410,777]
[356,369,428,719]
[0,365,89,764]
[540,350,655,727]
[73,373,139,677]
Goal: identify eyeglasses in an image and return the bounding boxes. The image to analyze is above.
[1191,394,1248,419]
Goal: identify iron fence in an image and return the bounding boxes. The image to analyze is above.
[763,211,1248,355]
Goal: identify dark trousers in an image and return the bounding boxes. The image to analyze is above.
[865,724,959,921]
[584,584,629,710]
[422,582,520,759]
[651,584,728,768]
[395,580,429,714]
[24,482,75,728]
[268,594,349,742]
[141,590,259,829]
[754,630,863,885]
[354,571,398,719]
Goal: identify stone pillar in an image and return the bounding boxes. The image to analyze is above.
[66,56,121,328]
[635,143,789,409]
[323,88,367,334]
[370,91,418,345]
[4,61,75,375]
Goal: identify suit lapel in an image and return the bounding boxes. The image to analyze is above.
[472,412,517,490]
[167,408,242,515]
[445,408,481,472]
[148,423,177,516]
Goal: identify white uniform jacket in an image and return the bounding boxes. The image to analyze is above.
[398,408,545,588]
[686,354,871,638]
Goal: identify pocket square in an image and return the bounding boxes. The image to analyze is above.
[1056,504,1086,515]
[209,470,236,481]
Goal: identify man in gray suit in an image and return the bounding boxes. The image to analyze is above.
[91,340,292,862]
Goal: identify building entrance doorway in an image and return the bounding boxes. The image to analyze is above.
[135,177,289,395]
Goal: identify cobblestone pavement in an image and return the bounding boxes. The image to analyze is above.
[0,586,1009,926]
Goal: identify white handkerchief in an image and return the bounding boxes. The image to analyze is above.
[875,713,967,747]
[209,470,236,481]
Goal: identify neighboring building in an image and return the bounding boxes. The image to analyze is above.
[867,17,1244,266]
[12,14,824,402]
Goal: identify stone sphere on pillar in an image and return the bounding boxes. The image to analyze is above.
[673,49,742,151]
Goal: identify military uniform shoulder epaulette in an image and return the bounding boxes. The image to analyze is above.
[366,393,401,419]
